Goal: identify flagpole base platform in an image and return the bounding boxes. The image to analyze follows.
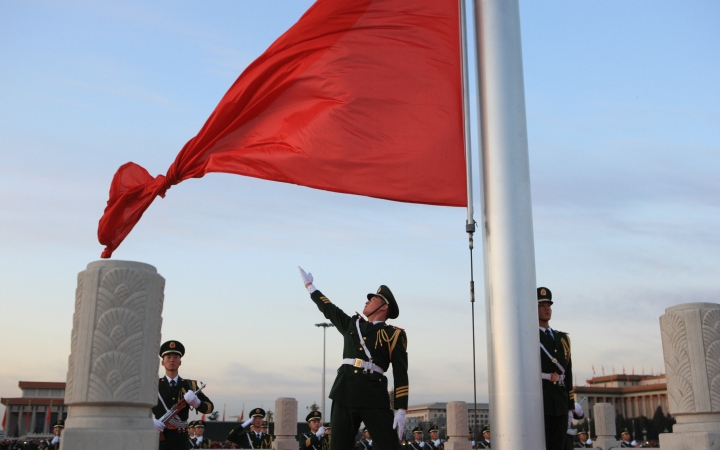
[62,406,159,449]
[62,260,165,450]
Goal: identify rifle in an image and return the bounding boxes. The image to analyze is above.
[158,382,206,441]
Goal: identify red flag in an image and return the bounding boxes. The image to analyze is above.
[45,402,52,430]
[98,0,466,258]
[25,410,31,432]
[239,407,244,422]
[1,407,6,429]
[201,414,206,421]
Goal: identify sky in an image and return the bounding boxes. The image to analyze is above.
[0,0,718,425]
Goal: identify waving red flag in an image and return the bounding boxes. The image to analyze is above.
[99,0,466,257]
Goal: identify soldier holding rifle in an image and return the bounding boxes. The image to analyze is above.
[152,340,214,450]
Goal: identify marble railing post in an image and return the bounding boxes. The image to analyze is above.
[591,403,619,450]
[273,398,298,450]
[659,302,720,449]
[444,402,471,450]
[62,260,165,450]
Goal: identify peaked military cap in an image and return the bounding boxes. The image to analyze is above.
[53,419,64,429]
[428,425,438,433]
[367,285,399,319]
[537,287,552,304]
[261,421,269,428]
[306,410,322,422]
[251,407,266,418]
[195,420,205,428]
[363,426,369,432]
[412,426,423,434]
[159,340,185,357]
[481,426,490,434]
[620,428,631,435]
[324,422,331,429]
[188,421,196,428]
[578,428,588,435]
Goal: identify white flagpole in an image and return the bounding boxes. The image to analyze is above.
[473,0,545,448]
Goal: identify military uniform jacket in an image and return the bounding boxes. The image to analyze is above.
[574,442,592,448]
[152,377,214,423]
[477,440,490,449]
[227,426,273,449]
[404,441,425,450]
[620,442,635,448]
[427,440,444,450]
[539,328,574,416]
[311,290,409,409]
[356,439,373,450]
[320,433,331,450]
[299,431,323,450]
[190,437,213,449]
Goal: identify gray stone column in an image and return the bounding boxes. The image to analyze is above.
[62,260,165,450]
[444,402,471,450]
[659,302,720,450]
[591,403,619,450]
[273,398,298,450]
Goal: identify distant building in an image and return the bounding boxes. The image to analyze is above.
[575,374,668,419]
[404,402,490,437]
[0,381,68,438]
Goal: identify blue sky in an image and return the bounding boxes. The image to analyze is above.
[1,0,718,422]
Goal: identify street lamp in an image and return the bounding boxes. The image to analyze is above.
[316,322,334,420]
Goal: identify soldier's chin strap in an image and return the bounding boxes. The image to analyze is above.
[364,297,389,321]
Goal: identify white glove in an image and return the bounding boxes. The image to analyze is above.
[298,267,317,293]
[316,427,325,437]
[586,438,593,444]
[393,409,406,440]
[573,401,584,418]
[434,440,441,446]
[419,442,425,447]
[568,410,573,429]
[153,418,166,432]
[631,440,637,446]
[242,418,254,428]
[51,436,60,444]
[184,390,202,408]
[471,441,476,446]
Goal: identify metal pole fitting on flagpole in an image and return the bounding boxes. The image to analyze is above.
[473,0,545,448]
[459,0,479,443]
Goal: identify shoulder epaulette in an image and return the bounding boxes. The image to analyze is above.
[388,324,404,331]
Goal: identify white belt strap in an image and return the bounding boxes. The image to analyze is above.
[540,343,566,374]
[342,358,385,374]
[356,319,374,361]
[158,392,170,412]
[541,373,566,383]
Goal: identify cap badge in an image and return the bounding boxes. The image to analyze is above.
[377,288,381,293]
[169,342,176,348]
[540,288,546,296]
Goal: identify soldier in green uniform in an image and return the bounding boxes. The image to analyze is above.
[574,428,591,448]
[227,407,273,448]
[262,421,274,447]
[619,428,636,447]
[477,426,490,449]
[427,424,443,450]
[188,421,197,443]
[405,426,425,450]
[299,411,326,450]
[298,267,408,450]
[356,427,373,450]
[49,420,63,449]
[152,340,215,450]
[190,420,213,448]
[321,423,332,450]
[538,288,575,450]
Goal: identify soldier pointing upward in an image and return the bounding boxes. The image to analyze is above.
[299,267,408,450]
